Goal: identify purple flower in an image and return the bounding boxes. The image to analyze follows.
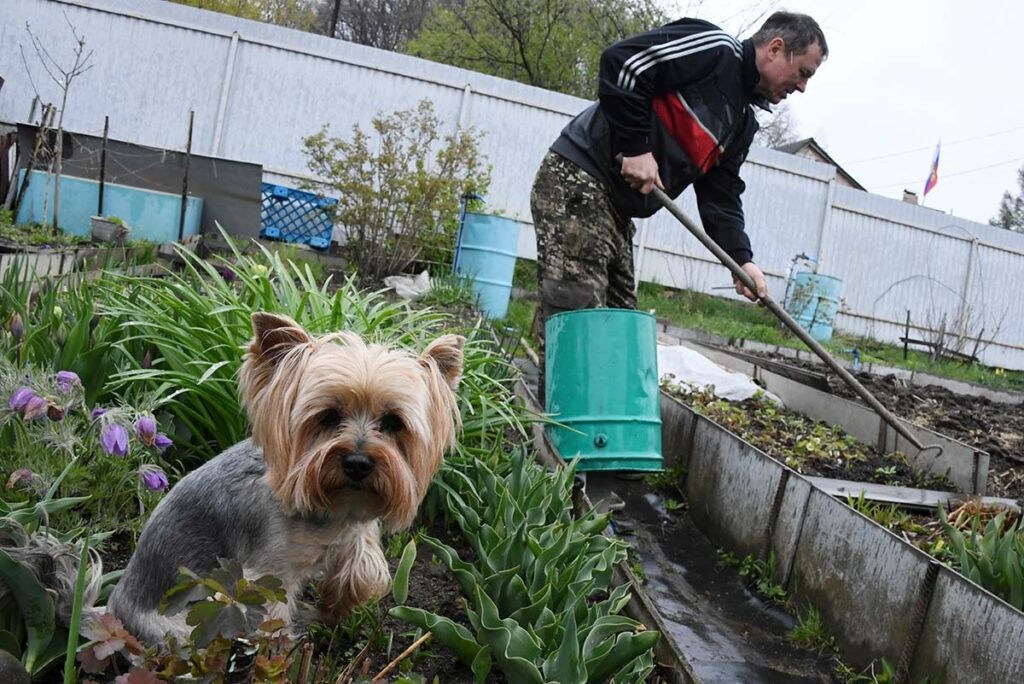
[137,465,169,492]
[90,407,108,421]
[100,423,129,457]
[154,433,173,451]
[23,395,50,421]
[135,415,157,447]
[6,468,36,490]
[9,387,35,412]
[9,313,23,342]
[56,371,81,393]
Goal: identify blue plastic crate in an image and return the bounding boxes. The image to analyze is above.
[260,183,338,250]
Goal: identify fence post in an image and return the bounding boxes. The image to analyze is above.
[813,175,837,272]
[211,31,239,157]
[98,115,109,216]
[456,84,473,131]
[178,110,194,242]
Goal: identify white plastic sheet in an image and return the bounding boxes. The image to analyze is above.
[657,344,781,404]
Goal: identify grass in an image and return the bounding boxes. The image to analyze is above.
[788,605,837,653]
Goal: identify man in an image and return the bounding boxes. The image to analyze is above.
[530,11,827,393]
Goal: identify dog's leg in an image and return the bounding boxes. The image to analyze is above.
[319,520,391,625]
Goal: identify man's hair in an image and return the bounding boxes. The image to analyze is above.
[751,11,828,57]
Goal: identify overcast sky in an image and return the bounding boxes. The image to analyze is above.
[690,0,1023,226]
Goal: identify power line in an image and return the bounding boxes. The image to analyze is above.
[846,125,1024,165]
[870,156,1024,190]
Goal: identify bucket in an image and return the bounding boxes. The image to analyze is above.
[784,271,843,342]
[453,211,519,319]
[545,309,662,472]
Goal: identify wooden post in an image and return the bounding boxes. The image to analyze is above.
[12,104,54,220]
[329,0,341,36]
[97,116,109,216]
[903,310,910,360]
[178,110,194,242]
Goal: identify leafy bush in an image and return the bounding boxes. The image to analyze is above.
[303,99,491,283]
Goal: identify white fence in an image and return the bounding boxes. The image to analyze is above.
[3,0,1024,368]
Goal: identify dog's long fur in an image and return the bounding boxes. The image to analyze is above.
[108,313,463,643]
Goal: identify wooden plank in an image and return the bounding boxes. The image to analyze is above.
[805,476,1020,513]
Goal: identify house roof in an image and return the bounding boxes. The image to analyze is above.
[774,137,866,190]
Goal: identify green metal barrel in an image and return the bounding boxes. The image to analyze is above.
[545,309,663,472]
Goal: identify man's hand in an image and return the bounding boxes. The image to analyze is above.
[620,152,663,195]
[733,262,767,303]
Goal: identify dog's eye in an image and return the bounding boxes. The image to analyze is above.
[319,408,343,429]
[379,413,404,434]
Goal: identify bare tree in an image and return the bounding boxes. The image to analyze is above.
[20,16,93,231]
[754,102,800,148]
[320,0,434,50]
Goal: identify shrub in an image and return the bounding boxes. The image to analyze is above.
[303,99,491,283]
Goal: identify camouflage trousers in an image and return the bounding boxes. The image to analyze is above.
[530,151,637,400]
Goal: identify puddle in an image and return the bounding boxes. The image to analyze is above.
[587,473,834,684]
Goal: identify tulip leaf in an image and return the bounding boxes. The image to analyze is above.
[392,539,417,606]
[0,547,55,672]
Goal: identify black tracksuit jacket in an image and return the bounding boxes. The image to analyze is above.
[551,18,768,265]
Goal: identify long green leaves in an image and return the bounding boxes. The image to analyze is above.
[941,507,1024,610]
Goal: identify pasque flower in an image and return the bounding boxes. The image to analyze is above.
[137,464,169,492]
[56,371,81,392]
[9,387,35,412]
[100,422,130,457]
[8,313,23,342]
[23,395,50,421]
[135,415,157,446]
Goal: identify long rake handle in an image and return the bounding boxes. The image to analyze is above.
[650,186,927,452]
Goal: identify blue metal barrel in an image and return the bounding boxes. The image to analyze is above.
[545,309,663,472]
[454,212,520,319]
[784,271,843,342]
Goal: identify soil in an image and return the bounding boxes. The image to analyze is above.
[744,351,1024,501]
[316,521,488,683]
[663,387,957,492]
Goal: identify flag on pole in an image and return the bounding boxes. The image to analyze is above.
[923,140,940,196]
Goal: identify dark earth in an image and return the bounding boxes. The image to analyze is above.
[747,351,1024,502]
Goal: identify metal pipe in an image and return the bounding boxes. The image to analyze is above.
[650,185,930,452]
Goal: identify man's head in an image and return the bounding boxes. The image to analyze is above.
[752,12,827,104]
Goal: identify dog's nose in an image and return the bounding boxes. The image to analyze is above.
[342,453,374,481]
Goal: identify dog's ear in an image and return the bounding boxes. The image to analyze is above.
[419,334,465,390]
[249,312,311,363]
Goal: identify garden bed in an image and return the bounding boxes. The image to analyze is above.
[742,350,1024,500]
[660,383,957,492]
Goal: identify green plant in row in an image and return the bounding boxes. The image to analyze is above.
[940,507,1024,610]
[391,449,659,683]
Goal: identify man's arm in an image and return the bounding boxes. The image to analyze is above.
[598,20,740,157]
[693,149,767,301]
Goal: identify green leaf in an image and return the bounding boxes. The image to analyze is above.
[187,601,246,647]
[0,548,55,672]
[475,586,544,684]
[389,606,486,669]
[0,630,21,658]
[393,540,417,605]
[584,630,660,684]
[542,600,584,684]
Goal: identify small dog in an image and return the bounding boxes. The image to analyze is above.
[108,312,464,643]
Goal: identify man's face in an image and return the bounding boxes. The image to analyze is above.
[755,38,824,104]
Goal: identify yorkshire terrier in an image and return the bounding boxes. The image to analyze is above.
[108,312,464,643]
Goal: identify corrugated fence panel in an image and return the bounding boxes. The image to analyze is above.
[4,0,1024,367]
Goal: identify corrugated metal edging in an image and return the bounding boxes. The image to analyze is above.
[826,205,969,322]
[911,566,1024,684]
[222,42,467,169]
[661,392,1024,679]
[834,183,1024,254]
[0,0,231,150]
[968,243,1024,347]
[738,160,832,269]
